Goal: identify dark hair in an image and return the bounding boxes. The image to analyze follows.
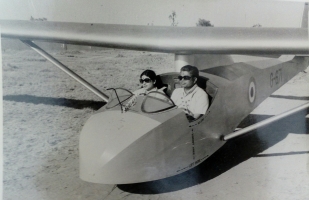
[140,69,165,89]
[180,65,199,78]
[140,70,157,81]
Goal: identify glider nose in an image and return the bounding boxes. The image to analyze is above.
[79,110,161,184]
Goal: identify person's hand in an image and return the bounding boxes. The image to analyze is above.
[123,95,138,112]
[185,113,195,122]
[122,105,129,112]
[184,108,203,121]
[134,89,146,96]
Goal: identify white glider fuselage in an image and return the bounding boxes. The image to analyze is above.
[79,55,309,184]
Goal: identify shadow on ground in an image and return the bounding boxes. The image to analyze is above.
[118,108,309,194]
[3,94,105,110]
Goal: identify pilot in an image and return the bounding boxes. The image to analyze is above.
[171,65,209,121]
[123,70,166,111]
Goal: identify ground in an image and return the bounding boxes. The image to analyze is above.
[2,47,309,200]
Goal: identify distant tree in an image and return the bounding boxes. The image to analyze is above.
[30,16,48,21]
[196,19,214,27]
[252,24,262,28]
[169,11,178,26]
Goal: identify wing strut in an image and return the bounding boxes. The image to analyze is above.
[223,102,309,141]
[21,40,109,102]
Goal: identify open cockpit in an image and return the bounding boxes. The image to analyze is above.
[104,72,219,117]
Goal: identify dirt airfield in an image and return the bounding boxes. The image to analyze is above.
[2,45,309,200]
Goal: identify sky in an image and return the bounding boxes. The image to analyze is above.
[0,0,306,27]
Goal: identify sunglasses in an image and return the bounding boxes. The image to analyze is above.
[139,78,152,83]
[178,76,192,80]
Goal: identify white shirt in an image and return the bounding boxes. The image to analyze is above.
[171,84,209,116]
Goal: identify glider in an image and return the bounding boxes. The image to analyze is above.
[1,3,309,184]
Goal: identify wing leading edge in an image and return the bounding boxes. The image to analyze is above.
[1,20,309,54]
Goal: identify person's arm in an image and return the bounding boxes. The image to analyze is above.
[188,90,209,119]
[122,94,137,112]
[123,88,145,112]
[133,88,146,96]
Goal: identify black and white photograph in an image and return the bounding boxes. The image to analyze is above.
[1,0,309,199]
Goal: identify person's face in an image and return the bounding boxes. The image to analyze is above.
[179,71,196,89]
[140,75,155,91]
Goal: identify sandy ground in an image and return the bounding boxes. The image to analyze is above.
[2,47,309,200]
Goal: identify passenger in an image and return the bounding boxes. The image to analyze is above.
[133,70,166,96]
[171,65,209,121]
[123,70,166,111]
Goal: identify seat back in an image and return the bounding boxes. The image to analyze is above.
[158,73,179,97]
[196,77,207,90]
[205,81,218,104]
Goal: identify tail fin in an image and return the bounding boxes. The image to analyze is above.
[301,3,308,28]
